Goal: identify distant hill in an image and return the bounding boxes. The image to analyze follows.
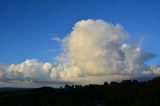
[0,77,160,106]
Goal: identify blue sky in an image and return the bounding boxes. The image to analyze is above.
[0,0,160,64]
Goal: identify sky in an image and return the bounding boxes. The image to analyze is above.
[0,0,160,87]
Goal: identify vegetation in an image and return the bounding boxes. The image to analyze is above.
[0,77,160,106]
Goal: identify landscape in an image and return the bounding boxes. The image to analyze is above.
[0,77,160,106]
[0,0,160,106]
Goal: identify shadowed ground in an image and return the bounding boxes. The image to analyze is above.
[0,77,160,106]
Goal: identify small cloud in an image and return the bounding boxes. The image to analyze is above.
[52,37,62,42]
[47,49,62,53]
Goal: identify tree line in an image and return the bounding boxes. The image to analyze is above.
[0,77,160,106]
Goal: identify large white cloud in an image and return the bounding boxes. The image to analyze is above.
[0,19,159,87]
[54,19,158,81]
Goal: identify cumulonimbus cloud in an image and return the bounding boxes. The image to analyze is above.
[0,19,160,87]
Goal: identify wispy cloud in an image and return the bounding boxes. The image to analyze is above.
[52,37,62,42]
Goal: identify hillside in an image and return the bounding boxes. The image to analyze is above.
[0,77,160,106]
